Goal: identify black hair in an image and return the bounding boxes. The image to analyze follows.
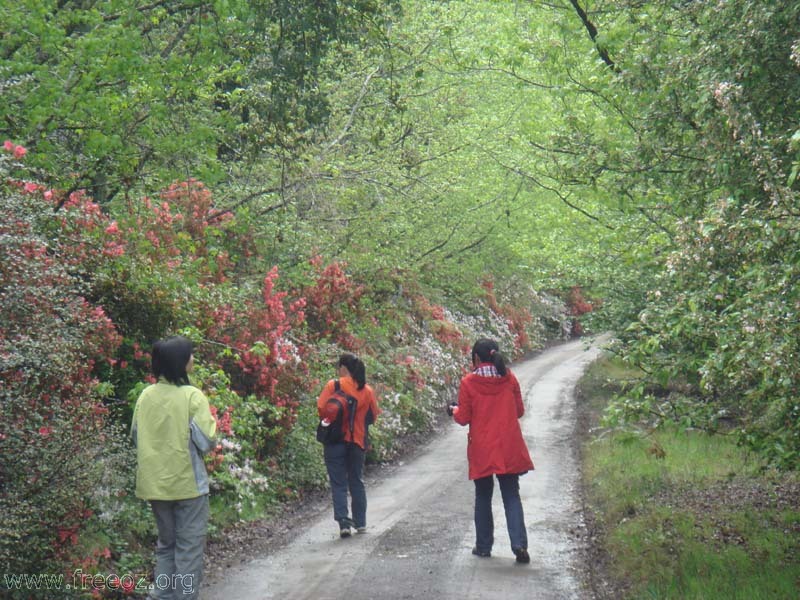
[471,338,507,376]
[338,353,366,390]
[152,336,193,386]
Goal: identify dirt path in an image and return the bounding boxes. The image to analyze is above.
[204,338,605,600]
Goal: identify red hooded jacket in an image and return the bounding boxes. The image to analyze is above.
[453,366,535,480]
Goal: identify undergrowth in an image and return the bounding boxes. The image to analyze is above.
[577,355,800,600]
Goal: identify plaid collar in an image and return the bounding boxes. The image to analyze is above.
[473,363,501,377]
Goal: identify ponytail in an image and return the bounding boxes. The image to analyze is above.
[338,353,367,390]
[471,338,507,376]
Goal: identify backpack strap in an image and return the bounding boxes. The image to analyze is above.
[333,379,358,443]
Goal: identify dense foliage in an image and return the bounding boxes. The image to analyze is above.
[0,0,398,203]
[547,0,800,468]
[2,0,797,596]
[0,145,124,580]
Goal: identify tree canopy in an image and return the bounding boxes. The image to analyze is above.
[2,0,799,592]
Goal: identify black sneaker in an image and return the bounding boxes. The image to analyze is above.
[513,548,530,564]
[472,547,491,557]
[339,518,354,538]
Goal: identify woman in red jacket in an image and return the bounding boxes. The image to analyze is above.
[450,338,534,564]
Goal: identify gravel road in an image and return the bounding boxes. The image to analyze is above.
[204,337,605,600]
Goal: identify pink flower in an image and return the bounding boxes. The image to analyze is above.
[43,190,54,201]
[13,145,27,159]
[23,182,39,193]
[104,221,119,235]
[38,426,52,436]
[103,243,125,257]
[3,140,13,152]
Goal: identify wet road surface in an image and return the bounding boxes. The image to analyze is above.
[205,338,605,600]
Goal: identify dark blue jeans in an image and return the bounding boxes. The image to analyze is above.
[323,442,366,528]
[473,473,528,552]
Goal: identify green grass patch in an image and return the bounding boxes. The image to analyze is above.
[579,355,800,599]
[578,354,645,412]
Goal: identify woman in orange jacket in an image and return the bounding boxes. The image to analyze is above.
[450,338,534,563]
[317,353,380,537]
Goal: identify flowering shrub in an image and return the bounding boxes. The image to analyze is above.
[0,143,123,587]
[412,295,468,352]
[565,286,594,337]
[481,279,537,352]
[119,179,236,280]
[187,364,275,517]
[88,179,245,373]
[206,267,308,456]
[302,255,365,350]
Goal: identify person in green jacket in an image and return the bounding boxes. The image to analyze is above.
[132,336,216,600]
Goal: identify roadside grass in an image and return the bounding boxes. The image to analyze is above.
[578,355,800,600]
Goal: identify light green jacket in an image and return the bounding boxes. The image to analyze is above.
[132,380,217,501]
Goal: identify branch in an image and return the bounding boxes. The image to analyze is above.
[413,192,507,263]
[161,13,196,59]
[321,66,381,155]
[103,1,182,22]
[567,0,619,72]
[486,151,615,228]
[443,222,499,260]
[207,186,285,222]
[634,199,677,244]
[563,66,635,131]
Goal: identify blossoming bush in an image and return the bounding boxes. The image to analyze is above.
[565,286,595,337]
[302,255,365,350]
[186,364,277,519]
[205,267,308,457]
[0,143,124,589]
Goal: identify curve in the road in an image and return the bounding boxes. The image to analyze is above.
[205,337,606,600]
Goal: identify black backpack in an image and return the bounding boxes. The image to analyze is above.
[316,380,357,444]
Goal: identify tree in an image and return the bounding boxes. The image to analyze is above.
[544,0,800,466]
[0,1,398,206]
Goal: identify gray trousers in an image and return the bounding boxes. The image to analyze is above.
[149,495,209,600]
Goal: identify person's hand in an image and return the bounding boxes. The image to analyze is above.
[446,403,458,416]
